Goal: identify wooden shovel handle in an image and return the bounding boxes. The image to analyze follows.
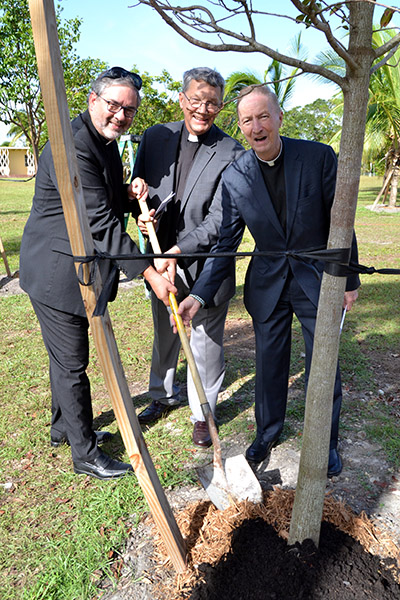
[137,196,223,460]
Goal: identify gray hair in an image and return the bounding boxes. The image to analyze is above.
[182,67,225,96]
[91,67,142,106]
[237,85,281,116]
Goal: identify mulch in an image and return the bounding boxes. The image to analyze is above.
[148,489,400,599]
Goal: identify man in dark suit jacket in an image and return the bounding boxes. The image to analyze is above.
[133,67,243,447]
[177,85,360,476]
[19,67,176,479]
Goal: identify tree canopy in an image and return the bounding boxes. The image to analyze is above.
[0,0,106,166]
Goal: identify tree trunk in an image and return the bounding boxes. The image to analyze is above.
[288,1,374,546]
[388,159,400,208]
[372,166,393,209]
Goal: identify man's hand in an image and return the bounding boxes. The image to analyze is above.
[343,289,358,311]
[142,266,177,306]
[128,177,148,201]
[137,208,158,236]
[170,295,202,333]
[154,245,181,285]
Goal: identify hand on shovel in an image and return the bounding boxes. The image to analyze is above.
[170,295,202,332]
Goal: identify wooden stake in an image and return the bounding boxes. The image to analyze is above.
[28,0,186,572]
[0,236,12,278]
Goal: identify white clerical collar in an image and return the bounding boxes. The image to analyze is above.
[256,139,282,166]
[188,133,199,142]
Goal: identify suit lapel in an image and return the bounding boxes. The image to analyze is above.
[245,151,285,238]
[282,137,302,238]
[179,126,217,211]
[162,122,182,196]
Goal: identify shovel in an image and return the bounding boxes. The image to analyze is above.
[138,197,262,510]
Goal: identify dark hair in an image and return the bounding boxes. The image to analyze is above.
[236,85,281,116]
[182,67,225,96]
[91,67,142,104]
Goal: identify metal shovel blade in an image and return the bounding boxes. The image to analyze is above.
[196,454,263,511]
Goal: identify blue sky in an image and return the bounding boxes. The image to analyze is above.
[59,0,337,105]
[0,0,391,142]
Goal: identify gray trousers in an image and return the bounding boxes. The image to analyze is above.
[149,270,228,422]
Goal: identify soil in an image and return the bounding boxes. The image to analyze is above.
[188,519,400,600]
[100,317,400,600]
[2,276,400,599]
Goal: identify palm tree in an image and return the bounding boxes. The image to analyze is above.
[315,30,400,208]
[367,30,400,209]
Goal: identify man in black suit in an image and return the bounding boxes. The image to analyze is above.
[176,85,360,476]
[19,67,176,479]
[133,67,243,447]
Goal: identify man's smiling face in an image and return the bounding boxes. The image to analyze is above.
[179,79,222,136]
[238,91,283,161]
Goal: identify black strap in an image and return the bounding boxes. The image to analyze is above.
[72,247,400,317]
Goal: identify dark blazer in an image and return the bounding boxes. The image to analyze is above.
[192,137,360,322]
[20,110,149,317]
[133,120,244,306]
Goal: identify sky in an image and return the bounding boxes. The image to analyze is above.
[0,0,392,143]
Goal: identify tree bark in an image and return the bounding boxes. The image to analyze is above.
[388,159,400,207]
[288,1,374,546]
[372,166,393,209]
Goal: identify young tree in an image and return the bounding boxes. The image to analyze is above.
[0,0,106,167]
[134,0,400,545]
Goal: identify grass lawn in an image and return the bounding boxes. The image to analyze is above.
[0,175,399,599]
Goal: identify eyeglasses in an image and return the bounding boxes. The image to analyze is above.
[182,91,222,114]
[97,94,138,119]
[99,66,142,91]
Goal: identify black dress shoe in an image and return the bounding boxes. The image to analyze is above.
[73,451,133,479]
[50,430,112,448]
[192,421,212,448]
[327,448,343,478]
[245,438,278,463]
[138,400,176,425]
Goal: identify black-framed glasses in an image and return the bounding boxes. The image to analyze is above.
[182,91,222,114]
[97,94,138,119]
[100,66,142,91]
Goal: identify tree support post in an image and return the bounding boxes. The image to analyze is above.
[28,0,186,572]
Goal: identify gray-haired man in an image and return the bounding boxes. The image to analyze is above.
[133,67,243,446]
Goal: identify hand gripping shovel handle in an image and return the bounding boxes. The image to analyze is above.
[137,196,224,470]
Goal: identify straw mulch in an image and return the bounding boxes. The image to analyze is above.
[148,488,400,599]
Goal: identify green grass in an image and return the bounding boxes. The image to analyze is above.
[1,175,400,598]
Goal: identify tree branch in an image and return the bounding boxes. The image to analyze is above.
[290,0,356,69]
[136,0,347,89]
[371,41,400,74]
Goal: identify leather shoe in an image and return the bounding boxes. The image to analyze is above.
[51,430,112,448]
[192,421,212,448]
[138,400,176,425]
[245,438,278,463]
[73,451,133,479]
[327,448,343,478]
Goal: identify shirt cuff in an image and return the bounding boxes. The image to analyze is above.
[189,293,206,307]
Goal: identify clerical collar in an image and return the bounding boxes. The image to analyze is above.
[256,139,282,167]
[183,123,208,145]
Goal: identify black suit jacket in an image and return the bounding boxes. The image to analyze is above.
[133,120,244,305]
[192,137,360,321]
[20,110,149,317]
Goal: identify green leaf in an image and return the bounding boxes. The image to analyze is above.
[380,8,394,28]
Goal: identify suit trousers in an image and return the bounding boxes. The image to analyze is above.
[149,270,229,422]
[30,297,99,462]
[252,272,342,450]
